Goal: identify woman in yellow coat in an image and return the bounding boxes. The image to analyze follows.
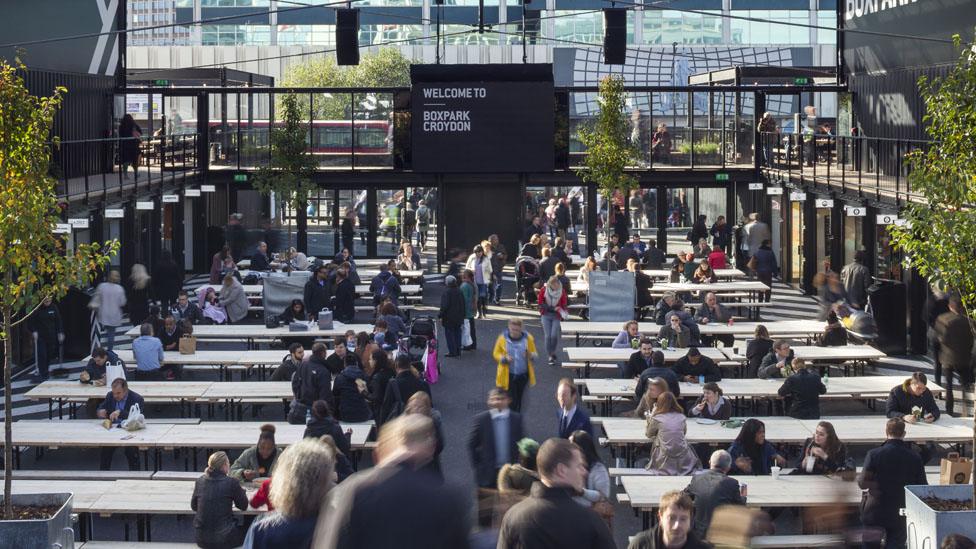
[493,318,537,413]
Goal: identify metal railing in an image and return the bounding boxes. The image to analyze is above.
[758,131,932,203]
[51,133,199,201]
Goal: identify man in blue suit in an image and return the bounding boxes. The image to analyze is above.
[556,378,592,438]
[96,378,146,470]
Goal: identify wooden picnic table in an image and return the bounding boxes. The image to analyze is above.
[597,415,972,467]
[568,269,745,282]
[619,472,940,530]
[100,349,308,380]
[124,322,374,347]
[194,283,422,298]
[26,381,215,419]
[561,319,827,345]
[1,418,375,472]
[564,346,729,377]
[578,376,941,415]
[651,281,770,293]
[723,344,887,375]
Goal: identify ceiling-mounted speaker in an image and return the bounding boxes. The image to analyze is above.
[603,8,627,65]
[336,9,360,66]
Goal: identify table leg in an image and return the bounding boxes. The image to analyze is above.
[145,514,152,542]
[576,333,580,346]
[142,449,150,471]
[47,400,53,420]
[57,398,64,420]
[585,361,591,378]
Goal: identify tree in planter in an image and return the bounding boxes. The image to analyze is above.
[0,60,118,517]
[575,75,641,238]
[887,35,976,508]
[252,93,318,252]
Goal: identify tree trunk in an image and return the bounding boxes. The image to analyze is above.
[3,309,12,519]
[297,206,308,253]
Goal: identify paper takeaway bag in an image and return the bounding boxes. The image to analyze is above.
[940,452,972,485]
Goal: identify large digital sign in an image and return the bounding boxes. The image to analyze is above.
[411,67,555,173]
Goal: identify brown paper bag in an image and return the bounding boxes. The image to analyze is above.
[179,335,197,355]
[939,452,972,485]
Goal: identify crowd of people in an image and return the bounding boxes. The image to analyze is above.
[27,198,976,549]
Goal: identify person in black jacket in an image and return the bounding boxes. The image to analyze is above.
[819,310,848,347]
[331,268,357,323]
[380,355,431,424]
[439,275,466,358]
[303,266,331,319]
[681,450,744,540]
[628,259,655,310]
[293,343,335,413]
[858,417,927,549]
[643,241,666,270]
[777,358,827,419]
[82,347,123,385]
[886,372,940,423]
[170,291,204,325]
[192,451,248,549]
[332,355,373,423]
[96,379,145,470]
[152,250,182,309]
[303,399,352,457]
[498,438,615,549]
[632,345,682,398]
[367,349,395,419]
[28,297,63,381]
[467,388,524,488]
[157,314,183,351]
[271,343,304,382]
[311,414,471,549]
[325,338,358,376]
[673,347,721,383]
[745,325,773,378]
[250,241,272,271]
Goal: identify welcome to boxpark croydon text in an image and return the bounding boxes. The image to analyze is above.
[420,87,487,132]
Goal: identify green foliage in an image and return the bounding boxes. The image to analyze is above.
[575,76,640,201]
[0,59,118,517]
[280,48,412,120]
[677,142,720,155]
[889,35,976,328]
[252,93,318,212]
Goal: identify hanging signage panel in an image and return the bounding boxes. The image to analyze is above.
[845,205,867,217]
[816,199,834,208]
[411,80,555,173]
[105,209,124,218]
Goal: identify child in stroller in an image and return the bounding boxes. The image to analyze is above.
[397,316,439,382]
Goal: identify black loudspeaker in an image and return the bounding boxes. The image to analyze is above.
[336,9,360,66]
[603,8,626,65]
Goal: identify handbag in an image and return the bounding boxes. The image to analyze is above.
[747,255,758,271]
[265,314,280,329]
[461,319,473,347]
[287,399,309,425]
[178,334,197,355]
[121,403,146,431]
[105,362,126,385]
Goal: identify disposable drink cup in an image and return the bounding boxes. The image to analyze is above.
[771,466,781,479]
[739,482,748,497]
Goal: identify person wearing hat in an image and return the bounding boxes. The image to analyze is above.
[497,437,541,495]
[438,275,466,358]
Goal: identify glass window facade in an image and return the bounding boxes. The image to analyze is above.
[201,24,271,45]
[642,10,723,45]
[551,10,603,45]
[730,10,810,45]
[277,24,336,46]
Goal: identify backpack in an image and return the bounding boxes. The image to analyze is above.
[385,378,405,423]
[417,206,430,224]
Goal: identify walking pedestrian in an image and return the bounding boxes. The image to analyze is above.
[556,378,593,438]
[840,250,873,310]
[493,318,537,413]
[438,275,465,358]
[496,438,615,549]
[468,388,524,489]
[415,200,430,250]
[858,417,927,549]
[934,295,973,416]
[127,263,152,326]
[751,240,778,303]
[466,244,492,319]
[538,276,568,366]
[118,113,143,180]
[488,234,507,304]
[90,270,126,351]
[459,270,477,350]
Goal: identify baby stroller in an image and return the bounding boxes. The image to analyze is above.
[514,255,540,307]
[398,315,439,383]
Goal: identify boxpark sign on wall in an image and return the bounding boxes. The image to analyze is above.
[410,64,555,173]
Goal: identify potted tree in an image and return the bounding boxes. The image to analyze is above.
[576,75,641,238]
[889,35,976,545]
[0,59,117,542]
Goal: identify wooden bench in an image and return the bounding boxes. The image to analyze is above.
[561,362,617,374]
[2,470,153,481]
[750,535,845,548]
[80,543,198,549]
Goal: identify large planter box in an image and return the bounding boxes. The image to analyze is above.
[0,493,74,549]
[905,485,976,549]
